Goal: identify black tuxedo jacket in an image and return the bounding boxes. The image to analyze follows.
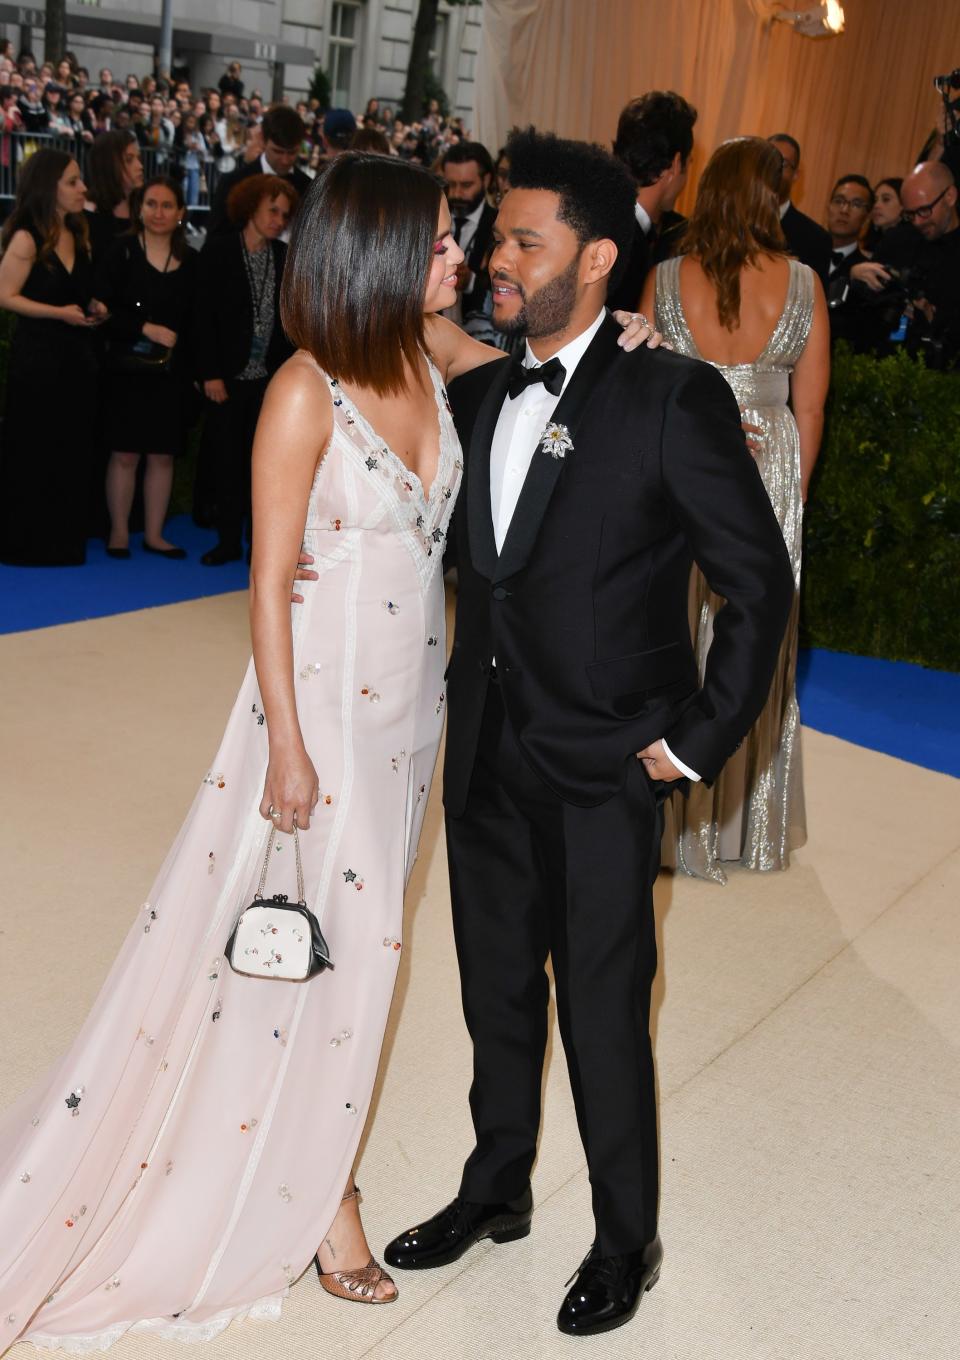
[205,159,314,238]
[442,316,795,815]
[827,245,868,339]
[607,210,686,313]
[194,234,292,381]
[781,203,832,290]
[460,201,497,314]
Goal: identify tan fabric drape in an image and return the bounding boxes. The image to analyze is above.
[474,0,960,223]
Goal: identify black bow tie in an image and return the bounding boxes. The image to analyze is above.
[507,356,566,401]
[830,250,848,268]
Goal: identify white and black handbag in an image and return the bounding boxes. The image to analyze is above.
[225,824,333,981]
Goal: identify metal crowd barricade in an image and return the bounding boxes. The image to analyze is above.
[0,130,221,217]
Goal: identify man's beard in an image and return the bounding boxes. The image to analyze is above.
[449,187,486,220]
[495,255,580,338]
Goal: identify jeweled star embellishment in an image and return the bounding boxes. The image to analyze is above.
[343,869,357,883]
[540,421,574,459]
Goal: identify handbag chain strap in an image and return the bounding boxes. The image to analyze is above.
[255,823,305,905]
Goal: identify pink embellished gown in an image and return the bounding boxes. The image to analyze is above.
[0,355,461,1353]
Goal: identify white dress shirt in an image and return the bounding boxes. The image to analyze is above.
[455,196,486,259]
[443,197,487,325]
[488,309,700,781]
[634,200,654,236]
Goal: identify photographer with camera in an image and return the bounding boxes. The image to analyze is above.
[848,162,959,366]
[921,68,960,182]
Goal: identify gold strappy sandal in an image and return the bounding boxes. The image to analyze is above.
[314,1187,398,1305]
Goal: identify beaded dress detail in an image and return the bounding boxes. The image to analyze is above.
[654,256,813,882]
[0,353,461,1351]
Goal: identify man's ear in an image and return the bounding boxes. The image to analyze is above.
[583,237,618,284]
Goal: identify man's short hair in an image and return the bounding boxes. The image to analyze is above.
[769,133,801,165]
[441,140,494,177]
[613,91,697,186]
[832,173,874,206]
[261,103,306,150]
[505,127,637,292]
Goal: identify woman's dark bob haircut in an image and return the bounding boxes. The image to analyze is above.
[281,152,442,397]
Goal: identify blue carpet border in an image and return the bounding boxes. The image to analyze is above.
[2,515,958,779]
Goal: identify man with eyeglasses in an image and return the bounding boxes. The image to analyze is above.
[825,175,873,345]
[851,162,960,364]
[827,176,872,277]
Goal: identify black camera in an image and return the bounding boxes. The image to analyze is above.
[934,69,960,148]
[934,69,960,94]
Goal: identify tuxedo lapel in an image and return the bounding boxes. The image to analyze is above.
[493,315,623,585]
[465,355,512,579]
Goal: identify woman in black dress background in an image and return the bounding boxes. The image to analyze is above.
[84,129,144,264]
[94,175,197,558]
[0,150,104,565]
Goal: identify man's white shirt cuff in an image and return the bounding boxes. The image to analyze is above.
[660,739,701,782]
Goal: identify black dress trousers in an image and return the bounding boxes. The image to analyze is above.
[206,375,268,550]
[445,677,663,1255]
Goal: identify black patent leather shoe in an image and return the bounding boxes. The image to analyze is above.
[383,1187,533,1270]
[557,1235,662,1336]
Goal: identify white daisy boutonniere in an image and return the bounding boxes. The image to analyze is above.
[540,421,574,460]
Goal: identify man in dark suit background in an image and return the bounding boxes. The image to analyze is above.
[384,130,794,1336]
[609,90,697,312]
[441,140,497,327]
[824,174,872,343]
[827,174,872,279]
[205,105,312,238]
[769,132,832,288]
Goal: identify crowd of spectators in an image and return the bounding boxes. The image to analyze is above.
[0,44,475,204]
[0,38,957,568]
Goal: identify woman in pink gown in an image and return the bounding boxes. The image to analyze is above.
[0,153,475,1351]
[0,152,657,1352]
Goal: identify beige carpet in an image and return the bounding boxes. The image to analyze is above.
[2,592,958,1360]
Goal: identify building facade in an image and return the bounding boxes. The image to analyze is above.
[0,1,483,123]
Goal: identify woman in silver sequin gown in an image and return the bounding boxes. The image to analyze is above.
[642,137,829,883]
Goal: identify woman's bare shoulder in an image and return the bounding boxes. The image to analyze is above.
[262,352,333,438]
[3,228,38,260]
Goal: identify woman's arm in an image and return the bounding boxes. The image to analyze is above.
[250,354,333,834]
[425,308,663,386]
[425,313,505,385]
[791,272,830,503]
[0,229,87,324]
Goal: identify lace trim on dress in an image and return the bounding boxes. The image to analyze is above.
[27,1294,284,1353]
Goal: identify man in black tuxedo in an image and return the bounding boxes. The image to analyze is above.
[441,140,497,327]
[205,105,312,238]
[769,133,832,289]
[384,130,794,1335]
[824,174,872,343]
[609,90,697,312]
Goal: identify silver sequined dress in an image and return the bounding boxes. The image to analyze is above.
[654,256,813,883]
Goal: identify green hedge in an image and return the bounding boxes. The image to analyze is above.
[802,346,960,672]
